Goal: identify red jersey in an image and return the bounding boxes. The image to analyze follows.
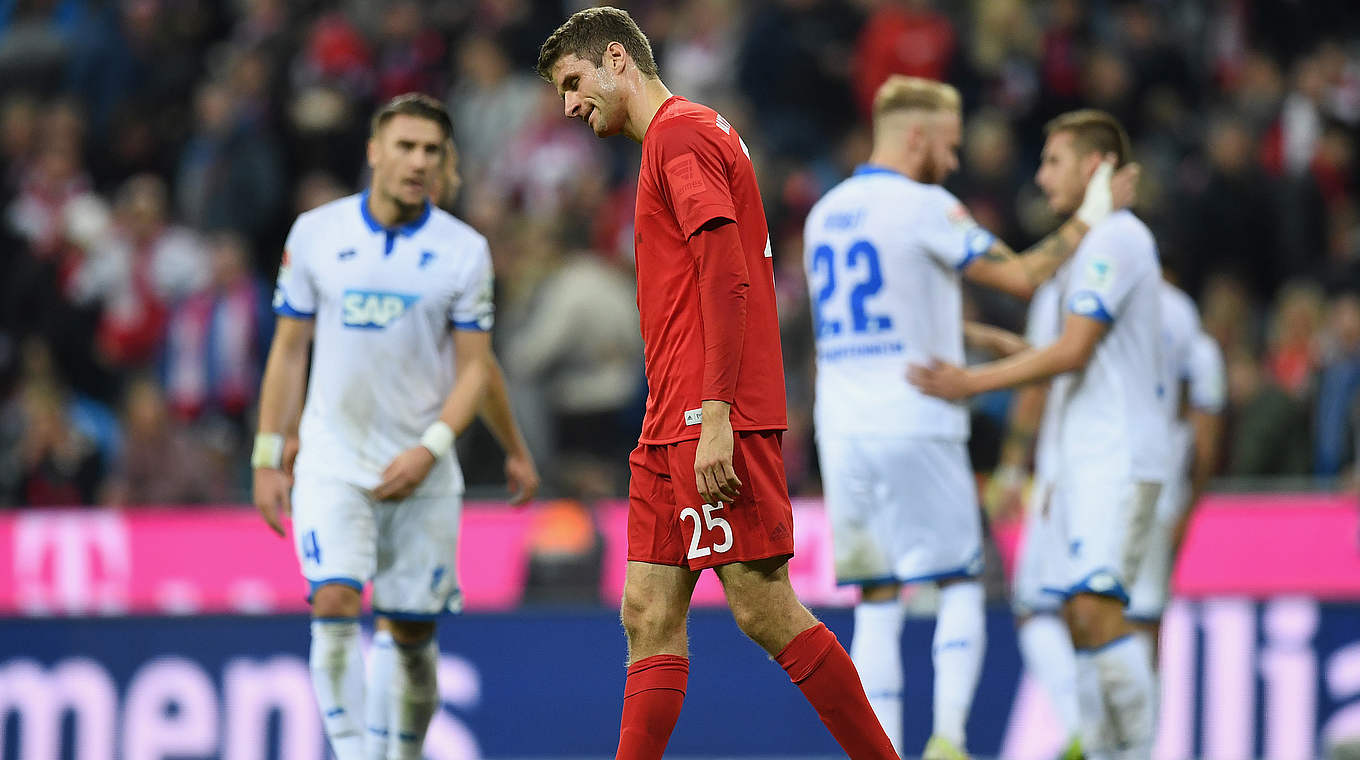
[633,96,787,444]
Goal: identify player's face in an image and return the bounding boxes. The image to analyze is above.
[919,110,962,184]
[427,138,461,209]
[368,114,446,209]
[1036,131,1096,216]
[551,53,624,138]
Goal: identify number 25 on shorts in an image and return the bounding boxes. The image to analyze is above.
[680,503,733,560]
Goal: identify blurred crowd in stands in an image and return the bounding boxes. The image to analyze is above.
[0,0,1358,509]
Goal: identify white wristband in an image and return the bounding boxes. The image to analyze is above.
[419,421,454,459]
[252,433,285,470]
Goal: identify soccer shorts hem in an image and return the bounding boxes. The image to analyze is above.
[627,432,795,571]
[819,435,982,585]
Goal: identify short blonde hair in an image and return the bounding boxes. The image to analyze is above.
[873,76,961,122]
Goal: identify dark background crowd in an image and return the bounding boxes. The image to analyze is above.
[1,0,1358,509]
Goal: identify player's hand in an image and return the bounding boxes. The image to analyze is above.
[253,467,293,538]
[1075,158,1116,227]
[1111,161,1141,210]
[373,446,436,501]
[695,404,741,505]
[504,450,540,506]
[907,359,974,401]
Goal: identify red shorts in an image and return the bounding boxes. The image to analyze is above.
[627,431,795,570]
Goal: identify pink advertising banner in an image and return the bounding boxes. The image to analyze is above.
[0,493,1355,617]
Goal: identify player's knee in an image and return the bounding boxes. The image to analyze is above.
[620,593,682,645]
[311,584,362,619]
[1066,593,1120,648]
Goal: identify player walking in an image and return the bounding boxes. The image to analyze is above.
[537,7,897,760]
[253,94,506,760]
[803,77,1126,760]
[912,110,1166,759]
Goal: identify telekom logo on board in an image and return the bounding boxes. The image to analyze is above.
[13,511,131,616]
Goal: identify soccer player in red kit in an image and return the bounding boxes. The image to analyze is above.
[537,7,898,760]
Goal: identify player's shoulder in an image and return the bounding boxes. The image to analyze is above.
[298,193,362,227]
[1159,281,1200,324]
[286,193,361,256]
[649,97,734,149]
[1082,210,1157,268]
[424,206,488,250]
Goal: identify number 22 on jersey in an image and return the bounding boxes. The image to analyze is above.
[809,240,892,339]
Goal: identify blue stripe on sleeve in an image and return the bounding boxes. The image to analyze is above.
[274,300,316,319]
[954,228,997,271]
[451,319,492,332]
[1067,290,1114,323]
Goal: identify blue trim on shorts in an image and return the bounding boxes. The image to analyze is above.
[373,608,442,622]
[307,577,364,601]
[835,574,901,588]
[1125,612,1163,624]
[1066,568,1130,605]
[901,563,983,585]
[312,616,360,623]
[1075,632,1135,655]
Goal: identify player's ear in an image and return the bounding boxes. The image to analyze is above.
[366,137,379,170]
[606,41,626,73]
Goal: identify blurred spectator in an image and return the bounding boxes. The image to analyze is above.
[488,90,607,220]
[373,1,445,102]
[176,79,284,245]
[1263,280,1325,396]
[503,248,643,486]
[447,33,540,188]
[69,174,208,370]
[520,497,605,606]
[1315,292,1360,476]
[163,231,270,424]
[660,0,742,107]
[1225,351,1312,476]
[853,0,956,117]
[101,375,231,506]
[6,129,89,259]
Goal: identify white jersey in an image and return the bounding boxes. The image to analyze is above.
[1159,282,1203,478]
[1057,210,1168,482]
[1025,267,1073,484]
[273,192,494,495]
[804,165,996,439]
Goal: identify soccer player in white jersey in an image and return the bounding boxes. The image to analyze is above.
[912,110,1167,759]
[803,77,1130,760]
[253,94,502,760]
[1126,276,1224,729]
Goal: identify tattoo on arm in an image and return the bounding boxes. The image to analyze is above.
[1017,222,1081,285]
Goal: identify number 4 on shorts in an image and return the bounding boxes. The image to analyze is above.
[680,503,734,560]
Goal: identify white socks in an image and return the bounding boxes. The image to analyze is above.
[932,581,986,748]
[310,619,367,760]
[1079,634,1156,758]
[850,599,906,755]
[1018,614,1082,740]
[365,631,397,760]
[388,634,440,760]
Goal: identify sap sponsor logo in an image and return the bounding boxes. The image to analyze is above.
[342,290,419,329]
[0,650,483,760]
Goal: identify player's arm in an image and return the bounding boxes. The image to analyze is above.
[691,216,748,507]
[373,329,493,501]
[961,160,1136,299]
[252,315,314,536]
[985,382,1048,520]
[478,356,539,505]
[963,321,1029,358]
[909,313,1105,400]
[1173,335,1226,553]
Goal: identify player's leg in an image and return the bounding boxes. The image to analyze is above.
[616,443,701,760]
[368,491,463,760]
[931,576,985,758]
[715,558,896,760]
[293,475,377,760]
[819,433,906,753]
[1065,481,1160,758]
[699,433,896,760]
[853,583,906,756]
[1013,481,1083,752]
[1124,480,1181,758]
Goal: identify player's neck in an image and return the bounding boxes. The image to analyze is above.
[865,148,919,182]
[626,77,675,143]
[365,188,425,228]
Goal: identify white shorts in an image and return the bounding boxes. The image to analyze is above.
[291,473,463,619]
[1045,473,1160,604]
[1011,479,1066,616]
[819,435,983,585]
[1128,476,1189,620]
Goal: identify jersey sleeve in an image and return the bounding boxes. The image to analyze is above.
[449,236,495,332]
[1065,228,1144,323]
[655,122,738,238]
[273,215,317,318]
[1187,332,1226,412]
[918,187,996,271]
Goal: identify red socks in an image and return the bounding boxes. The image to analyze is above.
[776,623,900,760]
[615,654,689,760]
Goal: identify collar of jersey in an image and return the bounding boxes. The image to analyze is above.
[852,164,904,178]
[359,190,432,236]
